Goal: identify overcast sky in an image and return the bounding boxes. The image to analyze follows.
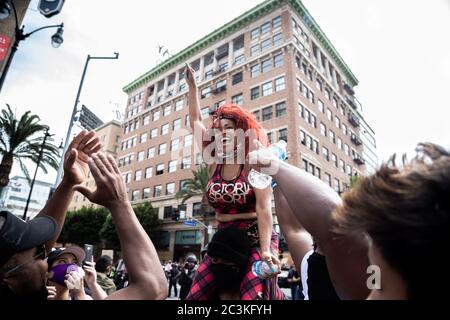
[1,0,449,184]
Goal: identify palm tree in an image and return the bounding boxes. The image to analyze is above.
[176,163,209,205]
[0,104,60,194]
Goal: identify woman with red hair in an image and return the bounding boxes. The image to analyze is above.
[184,66,284,300]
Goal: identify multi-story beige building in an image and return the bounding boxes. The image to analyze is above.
[69,120,122,211]
[120,0,377,262]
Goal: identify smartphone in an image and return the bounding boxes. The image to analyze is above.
[83,244,94,265]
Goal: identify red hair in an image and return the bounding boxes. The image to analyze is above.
[205,103,268,157]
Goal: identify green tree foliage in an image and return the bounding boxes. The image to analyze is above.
[58,206,108,246]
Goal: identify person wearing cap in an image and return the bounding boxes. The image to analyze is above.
[46,246,91,300]
[0,130,102,300]
[73,152,167,299]
[178,254,198,300]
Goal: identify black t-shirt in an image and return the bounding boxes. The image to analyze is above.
[306,252,340,300]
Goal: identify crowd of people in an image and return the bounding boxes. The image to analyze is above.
[1,64,449,301]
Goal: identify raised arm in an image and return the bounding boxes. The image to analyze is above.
[249,140,369,299]
[273,188,313,269]
[186,65,207,151]
[37,130,101,250]
[74,153,167,300]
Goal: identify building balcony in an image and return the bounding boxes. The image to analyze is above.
[344,83,355,96]
[351,133,363,146]
[348,113,360,128]
[353,155,365,166]
[346,97,357,110]
[212,85,226,95]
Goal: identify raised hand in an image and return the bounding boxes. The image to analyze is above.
[83,259,97,288]
[185,64,197,88]
[73,153,128,209]
[63,130,102,185]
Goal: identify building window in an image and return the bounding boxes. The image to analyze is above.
[201,87,211,99]
[252,110,261,121]
[163,105,171,116]
[185,114,190,126]
[342,124,348,136]
[325,173,331,187]
[320,123,327,136]
[145,167,153,179]
[275,102,286,117]
[337,138,343,150]
[312,139,319,154]
[262,81,273,96]
[131,190,139,201]
[166,183,175,195]
[327,108,333,121]
[340,159,345,173]
[251,64,260,78]
[261,58,272,73]
[204,51,214,66]
[251,28,259,39]
[261,38,271,51]
[344,144,350,156]
[251,87,260,100]
[181,156,191,169]
[275,76,285,91]
[232,72,243,85]
[334,179,340,193]
[251,44,260,56]
[154,185,162,197]
[140,132,148,143]
[175,100,184,111]
[318,99,324,113]
[261,21,271,34]
[274,53,284,67]
[272,16,282,29]
[332,154,338,167]
[232,93,243,106]
[180,179,190,191]
[278,128,287,142]
[234,54,244,65]
[134,170,142,182]
[335,116,340,129]
[273,32,283,46]
[150,128,158,139]
[159,143,167,155]
[201,107,209,119]
[316,79,322,91]
[173,118,181,131]
[325,89,331,100]
[193,202,202,216]
[184,134,192,147]
[204,70,214,80]
[161,124,169,135]
[346,164,352,175]
[322,146,329,161]
[168,160,177,173]
[333,98,338,108]
[137,151,145,162]
[147,147,155,158]
[170,139,179,151]
[143,115,150,126]
[262,106,273,121]
[143,188,150,199]
[267,131,273,143]
[329,130,336,144]
[156,164,164,175]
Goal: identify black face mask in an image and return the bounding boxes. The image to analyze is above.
[211,264,245,291]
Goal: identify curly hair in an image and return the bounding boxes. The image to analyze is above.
[334,143,450,299]
[205,103,268,157]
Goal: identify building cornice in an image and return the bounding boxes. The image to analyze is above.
[123,0,358,94]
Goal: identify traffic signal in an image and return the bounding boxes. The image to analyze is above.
[171,209,180,221]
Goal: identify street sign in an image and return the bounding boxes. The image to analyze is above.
[38,0,65,18]
[183,220,198,227]
[77,105,104,131]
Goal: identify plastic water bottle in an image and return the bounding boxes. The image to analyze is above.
[252,260,279,279]
[248,140,287,189]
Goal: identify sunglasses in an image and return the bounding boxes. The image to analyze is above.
[2,245,47,279]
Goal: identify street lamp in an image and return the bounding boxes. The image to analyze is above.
[53,52,119,188]
[0,0,64,93]
[23,128,53,221]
